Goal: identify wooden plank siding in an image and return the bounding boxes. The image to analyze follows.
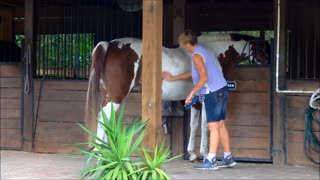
[285,81,320,166]
[31,79,169,154]
[0,63,22,149]
[32,80,88,153]
[31,66,272,160]
[1,64,272,161]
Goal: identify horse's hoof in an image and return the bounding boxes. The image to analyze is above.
[189,154,198,162]
[190,159,201,163]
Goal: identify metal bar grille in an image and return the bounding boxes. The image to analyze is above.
[287,0,320,80]
[35,0,142,79]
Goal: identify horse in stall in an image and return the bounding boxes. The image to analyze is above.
[84,33,270,161]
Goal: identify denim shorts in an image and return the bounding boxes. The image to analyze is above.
[203,86,229,122]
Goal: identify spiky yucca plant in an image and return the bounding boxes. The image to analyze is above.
[77,103,181,180]
[77,104,147,179]
[133,141,182,180]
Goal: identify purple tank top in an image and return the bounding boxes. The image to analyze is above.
[191,45,227,95]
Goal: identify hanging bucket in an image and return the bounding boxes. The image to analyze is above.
[117,0,142,12]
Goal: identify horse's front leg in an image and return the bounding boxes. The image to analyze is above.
[96,101,121,143]
[200,102,208,159]
[187,106,200,162]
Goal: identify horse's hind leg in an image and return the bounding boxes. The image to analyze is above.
[187,107,200,162]
[97,102,121,143]
[200,102,208,159]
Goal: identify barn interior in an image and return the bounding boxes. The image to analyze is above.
[0,0,319,166]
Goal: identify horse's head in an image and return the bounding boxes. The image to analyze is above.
[218,45,248,78]
[249,41,270,65]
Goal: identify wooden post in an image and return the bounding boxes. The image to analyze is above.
[173,0,185,44]
[272,0,286,166]
[23,0,36,151]
[142,0,163,150]
[171,0,185,156]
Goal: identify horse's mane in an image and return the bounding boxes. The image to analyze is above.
[198,34,233,42]
[198,33,257,42]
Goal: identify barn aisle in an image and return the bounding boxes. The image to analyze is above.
[1,150,319,179]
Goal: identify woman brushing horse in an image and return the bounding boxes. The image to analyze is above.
[84,33,269,162]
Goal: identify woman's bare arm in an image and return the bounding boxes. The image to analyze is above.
[162,70,191,81]
[189,54,208,96]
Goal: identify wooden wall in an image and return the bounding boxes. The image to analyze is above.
[33,80,87,153]
[3,65,320,166]
[0,65,272,160]
[32,80,173,154]
[285,81,320,166]
[225,66,271,160]
[192,66,271,160]
[0,63,22,149]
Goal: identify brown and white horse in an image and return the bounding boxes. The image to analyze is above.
[84,34,269,160]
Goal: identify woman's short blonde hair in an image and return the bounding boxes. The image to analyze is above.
[178,29,198,45]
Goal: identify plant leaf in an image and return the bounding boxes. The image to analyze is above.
[112,164,121,179]
[122,170,128,180]
[142,147,153,168]
[129,131,145,155]
[80,164,98,177]
[142,170,149,180]
[105,169,114,180]
[110,103,116,131]
[77,123,105,144]
[117,169,123,180]
[125,162,134,174]
[81,161,118,177]
[130,167,148,175]
[157,168,165,180]
[117,103,125,130]
[132,161,146,167]
[77,147,109,161]
[164,154,184,163]
[152,170,158,180]
[156,168,170,180]
[100,105,109,127]
[83,151,94,168]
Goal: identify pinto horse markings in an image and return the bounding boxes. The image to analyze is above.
[85,34,269,159]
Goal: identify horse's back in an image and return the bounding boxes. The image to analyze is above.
[110,38,143,58]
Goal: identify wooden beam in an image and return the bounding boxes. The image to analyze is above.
[142,0,163,150]
[173,0,185,44]
[272,0,286,166]
[23,0,36,152]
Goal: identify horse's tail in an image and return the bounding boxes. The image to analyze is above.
[85,42,109,139]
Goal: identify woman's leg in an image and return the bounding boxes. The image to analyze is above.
[194,121,220,170]
[208,122,220,155]
[218,120,231,152]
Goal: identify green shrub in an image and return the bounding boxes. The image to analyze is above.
[77,103,181,180]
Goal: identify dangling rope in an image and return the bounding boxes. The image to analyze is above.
[304,89,320,165]
[23,40,32,94]
[32,76,45,149]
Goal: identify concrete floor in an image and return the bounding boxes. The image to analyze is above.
[1,151,319,179]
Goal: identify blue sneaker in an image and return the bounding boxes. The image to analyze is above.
[194,158,219,170]
[219,155,237,168]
